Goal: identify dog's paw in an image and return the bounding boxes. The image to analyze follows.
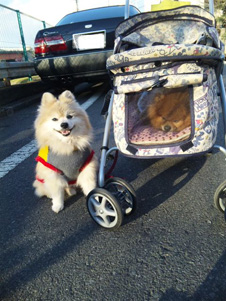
[65,186,77,196]
[52,202,64,213]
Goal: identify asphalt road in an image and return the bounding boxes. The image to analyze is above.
[0,82,226,301]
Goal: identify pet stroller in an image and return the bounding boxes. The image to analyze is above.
[86,4,226,229]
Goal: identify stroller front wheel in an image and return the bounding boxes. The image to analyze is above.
[87,188,123,229]
[214,180,226,213]
[104,177,137,216]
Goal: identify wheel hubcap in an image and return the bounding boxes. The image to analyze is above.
[88,194,119,228]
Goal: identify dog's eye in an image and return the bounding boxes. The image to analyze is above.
[67,114,73,119]
[52,118,58,121]
[174,120,180,123]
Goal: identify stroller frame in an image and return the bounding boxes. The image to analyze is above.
[87,1,226,229]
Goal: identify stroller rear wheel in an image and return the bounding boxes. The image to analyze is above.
[87,188,123,229]
[214,180,226,213]
[104,177,137,216]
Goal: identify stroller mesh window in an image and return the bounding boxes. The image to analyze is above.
[126,87,192,146]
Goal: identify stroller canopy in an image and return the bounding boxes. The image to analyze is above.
[114,6,220,50]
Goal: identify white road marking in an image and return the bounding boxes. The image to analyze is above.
[0,89,101,179]
[81,88,103,110]
[0,140,37,178]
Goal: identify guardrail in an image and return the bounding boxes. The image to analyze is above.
[0,61,37,86]
[0,4,52,86]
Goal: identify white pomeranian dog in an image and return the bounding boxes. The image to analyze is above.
[33,90,97,213]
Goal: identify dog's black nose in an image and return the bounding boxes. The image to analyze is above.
[164,125,171,132]
[61,122,69,129]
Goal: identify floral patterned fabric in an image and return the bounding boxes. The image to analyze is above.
[107,44,223,72]
[113,60,207,94]
[115,6,215,38]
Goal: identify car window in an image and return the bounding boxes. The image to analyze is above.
[56,6,140,26]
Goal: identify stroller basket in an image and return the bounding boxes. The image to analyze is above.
[106,5,224,158]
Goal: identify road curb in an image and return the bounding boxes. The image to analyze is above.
[0,93,43,117]
[0,81,51,105]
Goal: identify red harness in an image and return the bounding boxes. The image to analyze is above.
[36,150,95,185]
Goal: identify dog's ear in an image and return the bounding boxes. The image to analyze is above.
[41,92,56,106]
[59,90,76,103]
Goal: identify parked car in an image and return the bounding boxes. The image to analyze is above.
[34,5,140,87]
